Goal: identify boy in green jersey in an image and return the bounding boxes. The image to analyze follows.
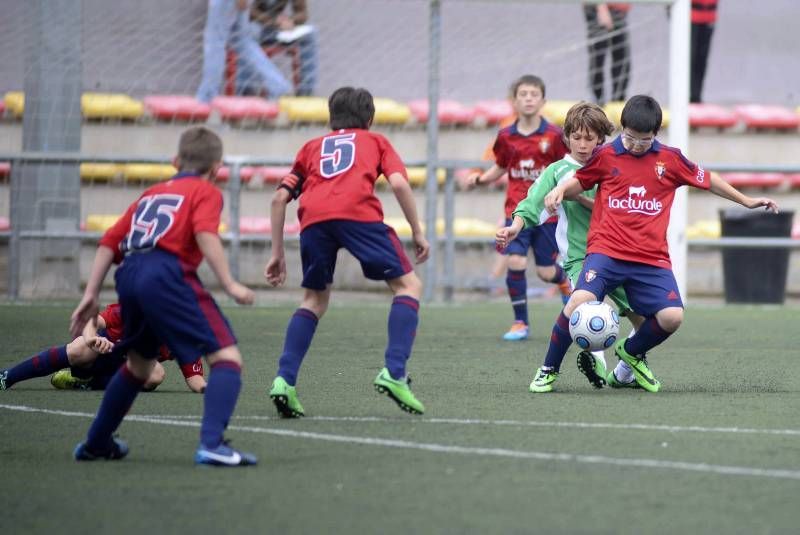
[496,102,642,390]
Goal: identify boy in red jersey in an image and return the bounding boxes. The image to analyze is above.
[69,126,257,466]
[467,74,571,341]
[530,95,778,393]
[265,86,430,416]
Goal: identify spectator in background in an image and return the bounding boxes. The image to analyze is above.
[583,3,631,105]
[196,0,292,103]
[690,0,718,103]
[237,0,319,96]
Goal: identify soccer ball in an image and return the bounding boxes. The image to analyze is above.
[568,301,620,351]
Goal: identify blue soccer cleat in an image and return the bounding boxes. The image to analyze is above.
[74,437,129,461]
[195,440,258,467]
[502,321,529,341]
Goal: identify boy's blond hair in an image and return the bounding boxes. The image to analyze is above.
[563,102,614,142]
[177,126,223,175]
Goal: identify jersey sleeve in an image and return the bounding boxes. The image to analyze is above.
[574,151,607,190]
[98,303,122,331]
[191,182,223,234]
[492,134,512,169]
[179,358,205,379]
[512,162,559,228]
[670,149,711,190]
[98,202,137,263]
[377,135,407,180]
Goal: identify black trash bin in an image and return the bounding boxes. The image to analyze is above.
[719,209,794,304]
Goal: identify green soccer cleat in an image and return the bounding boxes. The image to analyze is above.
[529,367,559,393]
[373,368,425,415]
[50,369,92,390]
[614,339,660,392]
[576,351,607,389]
[606,369,639,389]
[0,369,8,390]
[269,376,305,418]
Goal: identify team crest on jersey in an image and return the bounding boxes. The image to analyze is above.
[539,138,551,153]
[584,269,597,283]
[655,161,666,180]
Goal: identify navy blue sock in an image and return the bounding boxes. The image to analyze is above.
[277,308,319,386]
[624,317,672,356]
[86,365,144,452]
[200,361,242,449]
[506,269,528,324]
[5,345,69,387]
[543,312,573,371]
[385,296,420,379]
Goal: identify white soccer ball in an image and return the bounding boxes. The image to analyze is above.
[568,301,620,352]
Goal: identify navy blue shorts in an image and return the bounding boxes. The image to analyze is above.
[503,219,559,267]
[114,250,236,363]
[575,253,684,317]
[299,220,413,290]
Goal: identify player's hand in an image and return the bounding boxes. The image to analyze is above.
[70,294,100,338]
[413,232,430,264]
[87,335,114,354]
[264,256,287,286]
[495,227,518,250]
[544,188,564,215]
[226,281,255,305]
[465,172,481,190]
[746,197,779,213]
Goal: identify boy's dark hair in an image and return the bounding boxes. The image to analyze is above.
[510,74,546,98]
[563,102,614,142]
[329,87,375,130]
[177,126,223,174]
[620,95,662,135]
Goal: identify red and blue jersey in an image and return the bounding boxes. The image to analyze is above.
[493,118,568,218]
[280,128,407,230]
[99,173,222,270]
[575,136,710,269]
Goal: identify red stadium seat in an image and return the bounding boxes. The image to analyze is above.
[688,103,739,129]
[790,174,800,189]
[210,96,279,121]
[0,216,9,231]
[720,172,788,189]
[792,223,800,240]
[732,104,800,130]
[0,161,10,178]
[473,100,514,125]
[144,95,211,121]
[239,216,271,234]
[215,166,255,183]
[408,99,476,126]
[254,166,292,184]
[0,100,5,116]
[284,221,301,235]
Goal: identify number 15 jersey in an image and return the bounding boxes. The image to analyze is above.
[99,173,223,270]
[280,128,408,230]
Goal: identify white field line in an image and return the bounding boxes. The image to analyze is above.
[84,412,800,438]
[3,403,800,481]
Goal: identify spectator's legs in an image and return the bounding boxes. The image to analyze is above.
[196,0,237,103]
[584,6,608,104]
[230,10,292,98]
[690,23,715,103]
[296,26,319,96]
[609,10,631,102]
[235,21,263,96]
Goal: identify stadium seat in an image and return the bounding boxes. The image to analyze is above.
[792,223,800,240]
[686,219,721,239]
[81,93,144,120]
[543,100,580,127]
[80,163,124,181]
[406,167,446,187]
[604,101,670,128]
[688,103,739,129]
[473,100,514,125]
[85,214,120,232]
[4,92,24,118]
[0,161,10,179]
[210,96,279,121]
[720,172,787,189]
[383,217,496,238]
[122,163,177,182]
[0,100,5,117]
[790,174,800,189]
[238,216,271,234]
[143,95,211,121]
[215,165,291,184]
[733,104,800,130]
[0,216,9,231]
[214,166,256,183]
[407,99,476,126]
[278,96,329,122]
[373,98,411,125]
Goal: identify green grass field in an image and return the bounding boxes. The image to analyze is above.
[1,301,799,534]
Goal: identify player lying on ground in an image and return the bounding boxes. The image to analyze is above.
[265,86,430,417]
[497,101,643,391]
[535,95,778,393]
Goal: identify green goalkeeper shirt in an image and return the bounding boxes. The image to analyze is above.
[511,154,596,275]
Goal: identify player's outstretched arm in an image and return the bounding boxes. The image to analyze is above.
[387,172,429,264]
[466,164,506,190]
[496,216,525,250]
[70,246,115,338]
[544,177,582,214]
[709,172,779,213]
[265,188,292,286]
[81,314,114,354]
[196,231,255,305]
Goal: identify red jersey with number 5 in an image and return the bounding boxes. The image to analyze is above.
[99,173,222,269]
[280,129,408,230]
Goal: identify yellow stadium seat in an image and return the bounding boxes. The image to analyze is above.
[373,98,411,125]
[278,96,329,122]
[81,93,144,120]
[686,220,721,239]
[85,214,121,232]
[4,92,24,117]
[122,163,176,182]
[406,167,446,187]
[80,163,124,181]
[543,100,579,126]
[383,217,413,237]
[604,101,670,128]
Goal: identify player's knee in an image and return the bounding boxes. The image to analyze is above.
[143,363,166,390]
[507,255,527,271]
[563,290,596,317]
[207,346,244,369]
[66,337,94,366]
[301,289,329,318]
[392,272,422,299]
[657,308,683,332]
[127,352,157,381]
[534,265,555,282]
